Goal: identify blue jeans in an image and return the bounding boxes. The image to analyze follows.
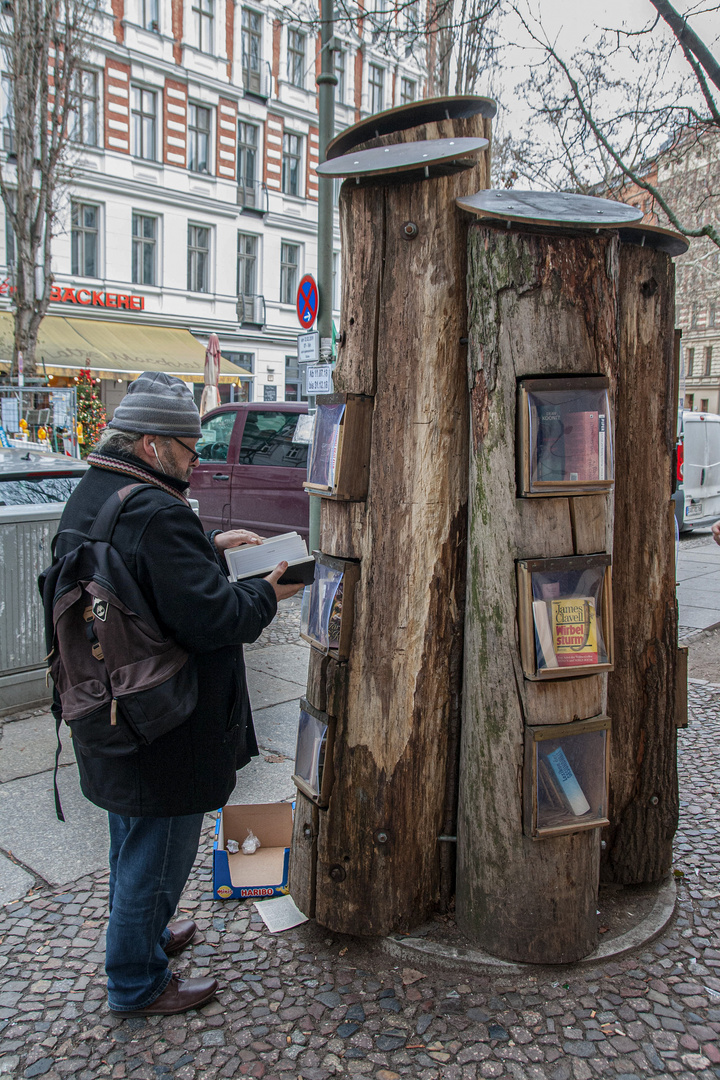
[106,812,205,1011]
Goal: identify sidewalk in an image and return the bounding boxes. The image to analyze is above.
[1,612,720,1079]
[677,531,720,637]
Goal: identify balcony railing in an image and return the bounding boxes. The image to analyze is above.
[237,293,266,328]
[241,60,272,101]
[237,179,269,214]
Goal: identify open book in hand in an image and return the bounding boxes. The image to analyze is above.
[225,532,316,586]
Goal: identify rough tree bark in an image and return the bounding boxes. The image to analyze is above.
[456,226,618,964]
[603,241,679,884]
[289,112,491,936]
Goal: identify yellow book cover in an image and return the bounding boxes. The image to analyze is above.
[551,597,598,667]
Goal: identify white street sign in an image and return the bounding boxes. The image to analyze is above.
[306,365,333,395]
[297,331,320,364]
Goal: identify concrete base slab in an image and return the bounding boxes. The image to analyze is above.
[0,852,34,906]
[226,754,295,805]
[0,712,74,782]
[254,699,303,759]
[0,764,109,886]
[381,877,676,973]
[0,669,51,717]
[247,671,306,710]
[245,643,310,687]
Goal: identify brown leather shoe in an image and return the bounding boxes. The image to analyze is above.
[110,974,218,1017]
[163,919,197,955]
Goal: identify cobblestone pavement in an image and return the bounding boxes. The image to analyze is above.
[1,683,719,1080]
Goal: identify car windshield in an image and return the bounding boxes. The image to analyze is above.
[0,475,83,506]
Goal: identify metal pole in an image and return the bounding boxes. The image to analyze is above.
[308,0,336,553]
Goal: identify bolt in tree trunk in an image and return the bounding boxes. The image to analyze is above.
[0,0,95,377]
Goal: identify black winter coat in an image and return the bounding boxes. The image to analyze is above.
[55,453,277,817]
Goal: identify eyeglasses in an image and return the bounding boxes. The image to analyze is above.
[171,437,200,464]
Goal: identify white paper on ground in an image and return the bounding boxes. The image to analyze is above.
[254,895,309,933]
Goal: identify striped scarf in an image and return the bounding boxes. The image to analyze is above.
[86,451,190,505]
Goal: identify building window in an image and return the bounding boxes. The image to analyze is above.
[687,347,695,377]
[280,241,299,304]
[705,345,713,377]
[691,303,699,329]
[2,75,14,154]
[400,77,416,104]
[223,351,254,401]
[131,86,156,161]
[285,355,308,402]
[334,49,345,103]
[188,104,211,173]
[132,213,156,286]
[701,398,709,412]
[193,0,214,53]
[287,29,305,88]
[238,121,259,202]
[141,0,159,31]
[685,393,694,410]
[404,0,420,52]
[710,302,717,328]
[241,9,262,93]
[71,202,99,277]
[369,64,384,114]
[188,224,210,292]
[282,132,302,196]
[237,232,258,296]
[70,70,99,147]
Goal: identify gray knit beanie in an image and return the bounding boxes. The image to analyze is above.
[108,372,202,438]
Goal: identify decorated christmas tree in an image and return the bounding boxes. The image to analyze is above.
[76,368,106,458]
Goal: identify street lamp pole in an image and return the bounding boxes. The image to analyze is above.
[309,0,336,553]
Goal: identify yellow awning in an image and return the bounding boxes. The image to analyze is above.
[0,313,250,383]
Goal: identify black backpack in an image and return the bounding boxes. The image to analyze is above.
[39,483,198,819]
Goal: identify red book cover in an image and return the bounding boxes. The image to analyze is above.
[562,411,599,482]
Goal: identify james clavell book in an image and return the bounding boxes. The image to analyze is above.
[551,596,599,667]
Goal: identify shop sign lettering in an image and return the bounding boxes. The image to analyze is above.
[0,278,146,311]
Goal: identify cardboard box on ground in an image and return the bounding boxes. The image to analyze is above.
[213,803,293,900]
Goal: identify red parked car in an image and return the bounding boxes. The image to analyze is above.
[189,403,310,540]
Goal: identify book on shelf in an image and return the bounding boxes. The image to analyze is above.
[551,596,599,667]
[294,710,328,796]
[532,403,565,482]
[562,410,602,482]
[307,403,345,489]
[543,746,591,817]
[225,532,316,586]
[598,413,607,481]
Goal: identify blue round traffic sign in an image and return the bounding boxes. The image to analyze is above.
[296,274,318,328]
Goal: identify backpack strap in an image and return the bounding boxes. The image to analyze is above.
[88,483,157,543]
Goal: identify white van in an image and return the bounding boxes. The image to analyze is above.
[676,410,720,531]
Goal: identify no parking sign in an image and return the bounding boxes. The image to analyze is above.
[296,275,318,329]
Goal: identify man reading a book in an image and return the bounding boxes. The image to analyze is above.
[52,372,302,1017]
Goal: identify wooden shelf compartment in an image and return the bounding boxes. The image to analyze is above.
[303,392,374,501]
[300,552,360,661]
[524,715,611,839]
[517,554,614,680]
[517,376,614,497]
[292,697,336,808]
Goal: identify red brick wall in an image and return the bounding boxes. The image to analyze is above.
[171,0,184,66]
[265,112,283,191]
[217,97,237,180]
[110,0,124,44]
[225,0,234,80]
[272,20,281,96]
[306,125,319,201]
[104,59,130,154]
[163,78,187,167]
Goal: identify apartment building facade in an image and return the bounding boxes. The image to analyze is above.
[0,0,426,413]
[617,130,720,414]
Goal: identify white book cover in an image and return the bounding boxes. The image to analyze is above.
[226,532,309,581]
[546,747,591,816]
